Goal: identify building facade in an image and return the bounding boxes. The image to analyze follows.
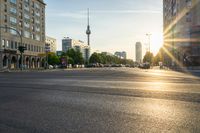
[45,36,57,53]
[62,37,90,62]
[135,42,142,63]
[0,0,46,70]
[163,0,200,66]
[114,51,127,59]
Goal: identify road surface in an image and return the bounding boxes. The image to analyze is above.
[0,68,200,133]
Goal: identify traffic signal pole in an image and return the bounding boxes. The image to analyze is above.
[21,52,23,71]
[18,46,27,71]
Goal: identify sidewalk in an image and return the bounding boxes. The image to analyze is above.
[152,66,200,73]
[0,68,63,73]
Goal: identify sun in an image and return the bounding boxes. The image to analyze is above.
[151,33,163,55]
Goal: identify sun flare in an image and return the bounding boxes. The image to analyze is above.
[151,33,163,55]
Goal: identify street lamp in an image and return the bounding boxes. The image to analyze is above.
[0,0,3,70]
[0,26,24,70]
[146,33,152,52]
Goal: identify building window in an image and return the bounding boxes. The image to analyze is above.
[10,7,17,14]
[10,17,17,24]
[35,11,40,17]
[10,0,16,4]
[24,22,30,28]
[24,31,30,38]
[35,18,40,24]
[4,4,7,12]
[15,42,18,49]
[34,2,40,9]
[24,0,29,4]
[35,35,40,41]
[35,26,40,32]
[10,16,17,25]
[24,13,30,20]
[24,4,30,11]
[31,45,33,51]
[11,41,14,49]
[10,27,17,35]
[4,15,7,23]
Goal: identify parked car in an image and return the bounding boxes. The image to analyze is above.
[49,65,53,69]
[86,64,97,68]
[139,63,150,69]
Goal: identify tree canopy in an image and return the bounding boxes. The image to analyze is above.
[89,52,134,65]
[143,52,154,64]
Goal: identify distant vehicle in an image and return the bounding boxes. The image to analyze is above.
[49,65,53,69]
[86,64,97,68]
[130,65,135,68]
[139,63,150,69]
[125,64,131,67]
[111,64,118,67]
[99,64,104,67]
[53,65,58,69]
[104,64,111,67]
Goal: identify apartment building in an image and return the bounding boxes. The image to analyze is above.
[45,36,57,53]
[163,0,200,65]
[0,0,46,69]
[62,37,90,62]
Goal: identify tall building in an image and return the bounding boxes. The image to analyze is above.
[62,37,90,62]
[135,42,142,63]
[45,36,57,53]
[86,8,91,46]
[114,51,127,59]
[0,0,46,69]
[85,8,91,63]
[163,0,200,65]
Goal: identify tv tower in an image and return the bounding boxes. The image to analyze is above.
[86,8,91,46]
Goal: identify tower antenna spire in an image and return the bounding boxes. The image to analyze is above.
[87,8,90,26]
[86,8,91,46]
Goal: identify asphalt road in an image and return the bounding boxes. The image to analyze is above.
[0,68,200,133]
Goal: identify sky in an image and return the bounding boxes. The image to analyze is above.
[45,0,163,60]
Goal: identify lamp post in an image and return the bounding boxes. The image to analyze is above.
[0,26,23,70]
[146,33,152,52]
[0,0,3,70]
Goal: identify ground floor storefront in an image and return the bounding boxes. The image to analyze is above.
[0,52,45,70]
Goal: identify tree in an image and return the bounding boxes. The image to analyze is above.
[89,52,134,65]
[48,53,60,65]
[153,48,164,65]
[89,52,102,64]
[143,52,154,64]
[65,49,84,65]
[74,50,84,64]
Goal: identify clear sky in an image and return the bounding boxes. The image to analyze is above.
[45,0,163,60]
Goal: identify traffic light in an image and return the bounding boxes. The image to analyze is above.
[18,46,27,53]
